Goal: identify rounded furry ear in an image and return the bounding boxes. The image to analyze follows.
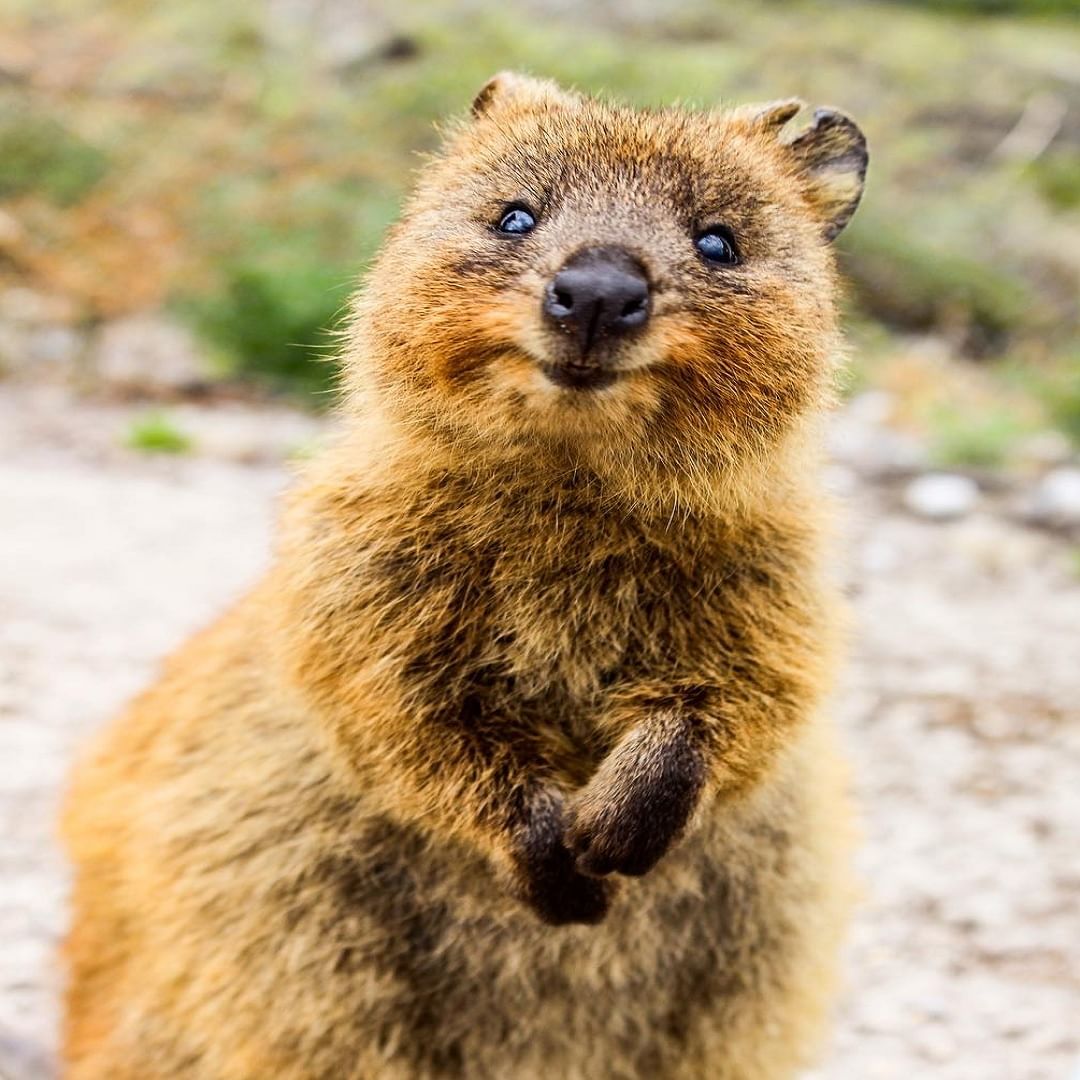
[471,71,572,117]
[784,108,868,241]
[737,98,805,131]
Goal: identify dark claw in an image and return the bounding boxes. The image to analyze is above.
[508,788,612,926]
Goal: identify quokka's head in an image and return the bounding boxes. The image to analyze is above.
[350,73,867,507]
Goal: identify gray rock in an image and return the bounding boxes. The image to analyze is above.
[0,1024,54,1080]
[1028,467,1080,527]
[90,314,205,394]
[26,327,82,368]
[0,287,77,328]
[0,290,83,377]
[1015,430,1074,471]
[830,392,928,477]
[903,473,980,520]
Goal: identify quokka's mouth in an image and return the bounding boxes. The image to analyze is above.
[540,362,621,392]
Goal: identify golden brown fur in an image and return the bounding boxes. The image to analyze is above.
[62,74,868,1078]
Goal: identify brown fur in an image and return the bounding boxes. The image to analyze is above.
[62,74,867,1078]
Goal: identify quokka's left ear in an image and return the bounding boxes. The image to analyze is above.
[784,108,868,241]
[471,71,576,118]
[735,98,805,130]
[735,101,868,240]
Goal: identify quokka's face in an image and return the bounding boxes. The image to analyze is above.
[357,73,867,475]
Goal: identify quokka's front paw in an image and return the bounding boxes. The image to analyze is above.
[508,789,612,926]
[564,717,706,878]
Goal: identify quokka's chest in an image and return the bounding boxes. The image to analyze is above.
[370,521,744,743]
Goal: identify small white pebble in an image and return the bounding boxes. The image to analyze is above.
[903,473,979,520]
[1029,467,1080,527]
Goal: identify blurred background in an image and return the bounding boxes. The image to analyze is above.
[0,1,1078,1078]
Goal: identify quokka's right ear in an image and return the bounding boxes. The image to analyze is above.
[471,71,576,117]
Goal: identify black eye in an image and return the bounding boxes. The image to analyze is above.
[496,206,537,235]
[695,227,739,265]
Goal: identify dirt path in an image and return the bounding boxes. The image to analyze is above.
[1,385,1078,1079]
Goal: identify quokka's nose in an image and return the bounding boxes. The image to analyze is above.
[543,246,650,353]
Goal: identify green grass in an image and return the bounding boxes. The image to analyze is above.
[838,212,1049,356]
[125,413,194,454]
[1037,358,1080,446]
[888,0,1080,13]
[180,255,349,398]
[4,0,1079,417]
[174,0,1080,392]
[0,99,109,205]
[926,402,1032,468]
[1029,153,1080,212]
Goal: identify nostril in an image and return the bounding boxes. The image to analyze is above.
[544,249,651,343]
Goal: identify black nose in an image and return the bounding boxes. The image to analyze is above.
[543,246,650,353]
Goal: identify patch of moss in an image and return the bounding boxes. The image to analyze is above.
[0,101,108,206]
[1037,357,1080,446]
[838,216,1042,356]
[926,402,1030,468]
[180,254,350,400]
[885,0,1080,13]
[125,413,194,454]
[1029,152,1080,212]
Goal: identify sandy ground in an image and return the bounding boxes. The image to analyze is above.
[1,384,1078,1079]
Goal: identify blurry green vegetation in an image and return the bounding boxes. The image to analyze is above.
[0,100,109,206]
[890,0,1079,13]
[1037,358,1080,445]
[838,215,1044,356]
[1030,152,1080,211]
[125,413,194,454]
[926,402,1032,468]
[179,253,349,397]
[1,0,1078,430]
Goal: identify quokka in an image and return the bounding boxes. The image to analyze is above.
[63,72,868,1079]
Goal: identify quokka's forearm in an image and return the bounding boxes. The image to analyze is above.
[562,662,830,879]
[344,703,616,925]
[599,658,827,795]
[277,616,615,925]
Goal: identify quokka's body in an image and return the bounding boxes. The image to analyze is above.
[62,74,867,1079]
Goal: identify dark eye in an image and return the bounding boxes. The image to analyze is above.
[695,227,739,265]
[495,206,537,235]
